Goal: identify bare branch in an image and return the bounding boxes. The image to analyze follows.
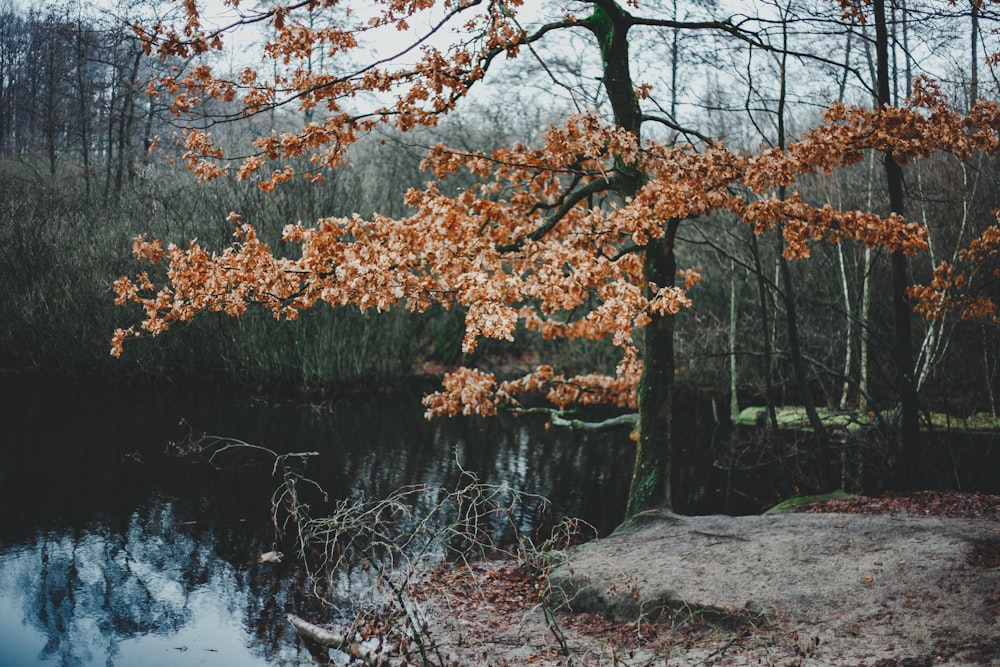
[497,176,617,252]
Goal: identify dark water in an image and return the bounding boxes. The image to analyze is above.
[0,377,654,667]
[2,377,996,666]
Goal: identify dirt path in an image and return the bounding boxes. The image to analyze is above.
[418,511,1000,666]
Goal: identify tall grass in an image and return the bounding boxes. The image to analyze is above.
[0,160,461,386]
[0,110,697,391]
[0,158,743,391]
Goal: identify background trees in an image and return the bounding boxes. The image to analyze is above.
[1,0,998,517]
[1,2,142,192]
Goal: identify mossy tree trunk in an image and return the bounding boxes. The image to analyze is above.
[585,1,677,515]
[627,223,681,515]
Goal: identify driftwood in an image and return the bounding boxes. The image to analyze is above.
[286,613,407,666]
[256,550,283,563]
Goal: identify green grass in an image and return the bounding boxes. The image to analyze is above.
[925,411,1000,432]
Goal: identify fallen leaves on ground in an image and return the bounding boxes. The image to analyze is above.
[406,559,766,665]
[398,492,1000,664]
[795,490,1000,521]
[417,561,540,622]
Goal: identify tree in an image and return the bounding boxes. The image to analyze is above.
[872,0,923,488]
[113,0,998,518]
[0,0,26,157]
[0,0,178,191]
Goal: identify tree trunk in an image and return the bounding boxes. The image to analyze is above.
[774,9,831,489]
[286,613,406,667]
[750,232,779,430]
[115,48,143,194]
[983,322,997,419]
[970,0,979,104]
[837,245,853,409]
[627,220,680,516]
[729,261,740,424]
[858,144,877,415]
[874,0,922,488]
[73,20,91,201]
[586,3,676,516]
[859,245,873,413]
[778,246,833,489]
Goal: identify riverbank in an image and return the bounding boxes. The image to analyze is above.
[407,493,1000,666]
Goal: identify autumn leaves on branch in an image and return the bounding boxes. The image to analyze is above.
[113,1,1000,420]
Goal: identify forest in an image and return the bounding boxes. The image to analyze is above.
[2,0,999,511]
[3,1,1000,664]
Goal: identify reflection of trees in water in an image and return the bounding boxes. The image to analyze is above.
[8,498,314,667]
[24,504,196,666]
[312,394,634,537]
[0,379,641,665]
[238,539,322,660]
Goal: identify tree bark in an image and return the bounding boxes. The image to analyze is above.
[628,221,680,516]
[874,0,922,488]
[287,613,406,667]
[729,261,740,424]
[771,5,830,488]
[586,2,677,515]
[837,244,853,409]
[970,0,979,104]
[72,17,91,201]
[777,245,832,489]
[750,233,779,430]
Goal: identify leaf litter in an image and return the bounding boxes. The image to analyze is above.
[405,492,1000,666]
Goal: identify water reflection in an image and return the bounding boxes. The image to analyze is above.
[0,502,296,666]
[2,377,996,665]
[0,377,641,665]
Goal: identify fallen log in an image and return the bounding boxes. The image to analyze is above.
[286,613,406,667]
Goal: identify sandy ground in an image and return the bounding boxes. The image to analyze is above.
[414,512,1000,666]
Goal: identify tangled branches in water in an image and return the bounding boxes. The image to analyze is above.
[170,430,591,666]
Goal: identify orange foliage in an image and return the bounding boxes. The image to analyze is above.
[115,1,1000,417]
[909,214,1000,324]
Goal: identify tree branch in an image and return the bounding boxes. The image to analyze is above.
[641,113,711,143]
[510,407,638,431]
[551,411,638,431]
[287,613,407,667]
[628,13,870,92]
[496,176,617,252]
